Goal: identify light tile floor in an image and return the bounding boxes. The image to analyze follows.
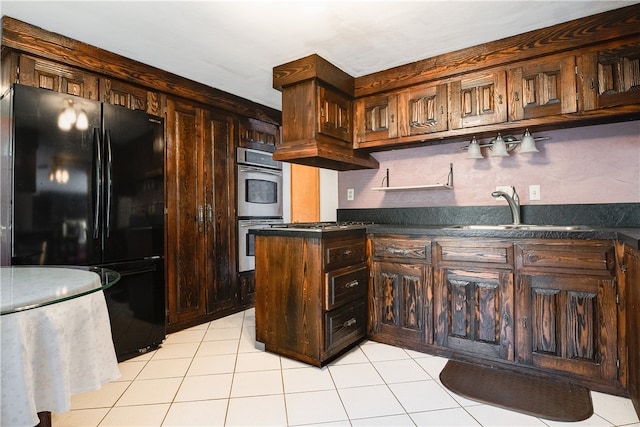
[53,308,640,427]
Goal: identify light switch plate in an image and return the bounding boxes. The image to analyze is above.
[347,188,355,201]
[529,184,541,201]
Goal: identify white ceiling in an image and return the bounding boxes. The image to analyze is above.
[2,1,637,111]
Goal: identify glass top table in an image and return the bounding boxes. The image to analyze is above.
[0,266,120,315]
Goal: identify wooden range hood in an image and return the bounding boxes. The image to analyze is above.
[273,54,379,171]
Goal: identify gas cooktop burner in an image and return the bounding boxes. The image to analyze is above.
[269,221,373,231]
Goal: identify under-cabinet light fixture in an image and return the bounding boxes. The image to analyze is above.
[463,129,547,159]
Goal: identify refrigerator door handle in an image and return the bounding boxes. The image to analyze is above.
[93,127,102,239]
[105,130,113,238]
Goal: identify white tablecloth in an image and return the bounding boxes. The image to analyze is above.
[1,269,120,427]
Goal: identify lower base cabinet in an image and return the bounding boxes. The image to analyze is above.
[515,242,619,388]
[368,233,629,397]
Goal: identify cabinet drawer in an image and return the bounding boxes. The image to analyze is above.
[325,238,366,270]
[435,240,513,267]
[372,237,432,262]
[325,300,366,353]
[516,243,615,274]
[325,263,368,311]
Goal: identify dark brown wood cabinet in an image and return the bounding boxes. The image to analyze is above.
[165,98,236,331]
[450,70,507,129]
[507,54,577,121]
[579,40,640,112]
[353,93,398,146]
[255,229,368,366]
[275,6,640,168]
[622,244,640,415]
[433,239,515,361]
[398,82,449,137]
[272,54,378,170]
[515,241,619,388]
[238,117,279,151]
[369,235,433,350]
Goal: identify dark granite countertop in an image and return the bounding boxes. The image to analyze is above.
[367,224,640,249]
[253,224,640,249]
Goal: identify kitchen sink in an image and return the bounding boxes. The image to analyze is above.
[447,224,593,231]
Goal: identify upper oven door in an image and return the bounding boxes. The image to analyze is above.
[237,165,283,218]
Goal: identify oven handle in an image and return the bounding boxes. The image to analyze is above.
[239,221,282,228]
[239,166,283,176]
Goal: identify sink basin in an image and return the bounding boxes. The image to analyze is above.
[448,224,593,231]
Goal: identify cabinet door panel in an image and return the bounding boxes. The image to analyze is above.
[354,93,398,145]
[580,42,640,111]
[450,71,507,129]
[508,55,577,120]
[371,261,432,346]
[204,111,235,313]
[317,85,352,143]
[435,268,514,360]
[166,98,206,325]
[398,83,448,136]
[516,273,618,383]
[18,54,99,100]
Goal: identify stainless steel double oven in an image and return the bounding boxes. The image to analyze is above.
[236,147,283,272]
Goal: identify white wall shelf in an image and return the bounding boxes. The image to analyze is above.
[372,163,454,192]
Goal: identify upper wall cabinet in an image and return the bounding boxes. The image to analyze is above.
[239,117,279,152]
[354,93,398,146]
[274,5,640,169]
[399,82,449,136]
[450,71,507,129]
[15,53,100,100]
[579,41,640,111]
[507,55,577,121]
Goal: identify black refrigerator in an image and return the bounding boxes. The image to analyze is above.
[1,84,166,361]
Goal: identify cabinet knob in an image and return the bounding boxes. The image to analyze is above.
[498,94,503,104]
[514,91,520,102]
[521,317,528,328]
[345,280,359,289]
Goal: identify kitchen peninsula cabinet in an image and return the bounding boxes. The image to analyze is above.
[165,98,236,330]
[433,239,515,361]
[515,241,619,387]
[369,235,433,350]
[255,229,368,366]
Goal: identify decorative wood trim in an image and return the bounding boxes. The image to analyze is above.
[354,4,640,97]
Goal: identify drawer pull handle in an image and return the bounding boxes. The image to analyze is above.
[343,318,357,328]
[345,280,359,289]
[389,248,409,255]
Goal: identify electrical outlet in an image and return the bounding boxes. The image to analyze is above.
[495,186,514,198]
[347,188,355,201]
[529,184,541,201]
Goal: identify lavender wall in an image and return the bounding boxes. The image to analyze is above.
[338,121,640,209]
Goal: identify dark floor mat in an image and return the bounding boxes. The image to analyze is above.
[439,360,593,422]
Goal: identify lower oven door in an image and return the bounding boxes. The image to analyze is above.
[238,219,283,272]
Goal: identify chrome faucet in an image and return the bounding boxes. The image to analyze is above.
[492,187,521,225]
